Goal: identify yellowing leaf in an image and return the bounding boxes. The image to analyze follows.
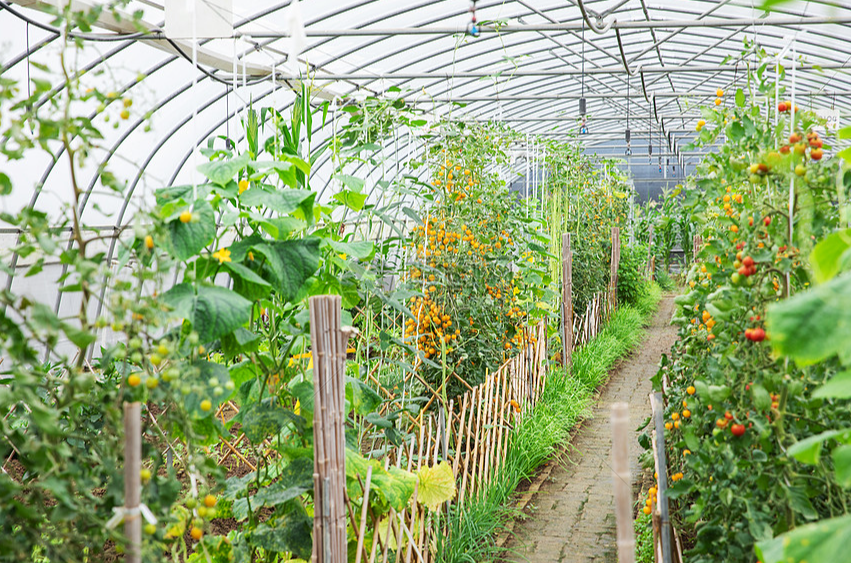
[416,462,456,511]
[164,505,189,540]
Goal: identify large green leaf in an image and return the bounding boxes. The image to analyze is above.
[335,174,365,192]
[346,449,416,512]
[756,515,851,563]
[162,283,252,343]
[328,239,374,260]
[241,398,305,443]
[250,458,313,508]
[813,370,851,399]
[168,199,216,261]
[810,229,851,284]
[333,190,368,211]
[253,238,321,302]
[347,376,382,415]
[248,503,312,559]
[198,153,250,186]
[767,272,851,366]
[787,429,849,465]
[834,445,851,488]
[240,187,315,217]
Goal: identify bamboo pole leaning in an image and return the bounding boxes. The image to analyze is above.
[611,402,635,563]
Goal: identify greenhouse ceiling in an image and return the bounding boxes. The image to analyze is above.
[2,0,851,204]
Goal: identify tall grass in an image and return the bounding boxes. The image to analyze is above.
[433,285,662,562]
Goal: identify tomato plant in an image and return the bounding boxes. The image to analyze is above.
[643,49,851,563]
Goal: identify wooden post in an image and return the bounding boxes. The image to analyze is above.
[561,233,573,371]
[650,393,674,563]
[648,225,655,281]
[310,295,349,563]
[611,402,635,563]
[123,402,142,563]
[611,227,621,310]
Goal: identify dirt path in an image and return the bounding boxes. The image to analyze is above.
[503,296,678,563]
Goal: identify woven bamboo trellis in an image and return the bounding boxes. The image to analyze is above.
[348,321,548,562]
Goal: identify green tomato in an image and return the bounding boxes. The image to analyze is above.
[163,367,180,382]
[188,332,199,345]
[224,380,235,391]
[731,272,741,285]
[144,523,157,536]
[185,497,197,509]
[130,352,143,364]
[129,337,142,350]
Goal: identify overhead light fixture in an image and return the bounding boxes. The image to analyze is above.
[579,97,587,116]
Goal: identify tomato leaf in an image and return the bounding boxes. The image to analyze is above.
[751,384,771,410]
[756,514,851,563]
[810,229,851,284]
[787,429,848,465]
[767,272,851,366]
[813,370,851,399]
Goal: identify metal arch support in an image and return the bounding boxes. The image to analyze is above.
[576,0,614,35]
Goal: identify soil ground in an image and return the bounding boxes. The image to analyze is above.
[503,296,678,563]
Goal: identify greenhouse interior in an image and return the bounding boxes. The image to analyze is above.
[2,1,851,562]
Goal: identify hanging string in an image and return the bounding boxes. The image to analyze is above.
[25,22,31,99]
[581,20,585,98]
[191,3,198,199]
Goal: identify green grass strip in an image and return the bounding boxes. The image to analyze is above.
[434,284,662,563]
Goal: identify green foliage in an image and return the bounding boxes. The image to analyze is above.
[654,269,677,291]
[634,511,655,563]
[654,46,851,563]
[434,298,660,562]
[617,244,650,308]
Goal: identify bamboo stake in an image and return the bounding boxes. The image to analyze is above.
[611,403,635,563]
[561,233,573,373]
[480,373,494,487]
[459,386,477,503]
[369,511,382,563]
[355,467,374,563]
[453,393,469,479]
[494,369,507,476]
[123,402,141,563]
[650,393,674,563]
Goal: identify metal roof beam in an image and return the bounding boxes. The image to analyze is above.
[275,61,851,81]
[239,15,851,38]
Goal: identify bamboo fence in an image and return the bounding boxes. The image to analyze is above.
[347,321,548,562]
